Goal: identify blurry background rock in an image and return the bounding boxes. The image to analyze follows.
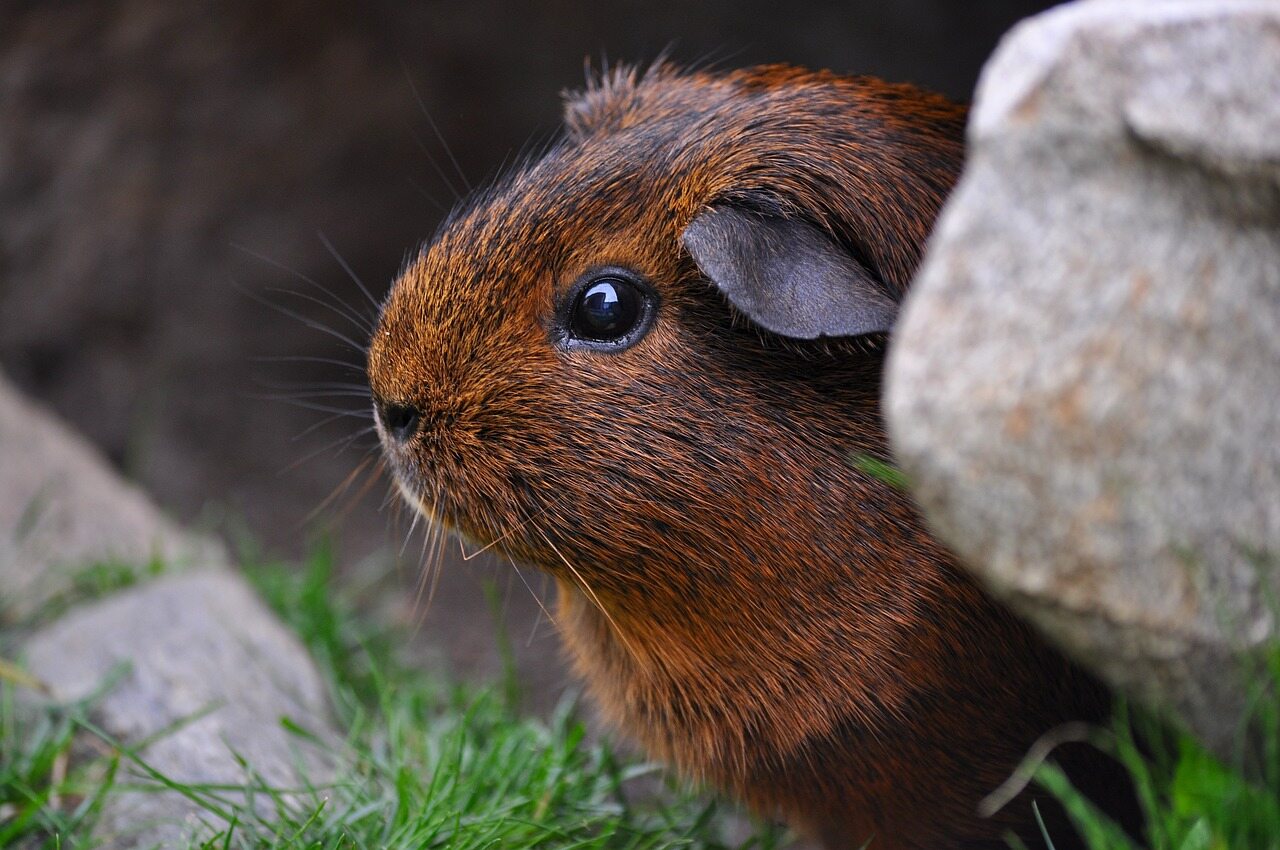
[22,569,339,849]
[887,0,1280,760]
[0,370,228,621]
[0,0,1059,707]
[2,365,336,848]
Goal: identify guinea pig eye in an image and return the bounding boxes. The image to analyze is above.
[562,271,655,350]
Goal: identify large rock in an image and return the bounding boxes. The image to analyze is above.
[21,569,338,849]
[0,372,227,623]
[887,0,1280,759]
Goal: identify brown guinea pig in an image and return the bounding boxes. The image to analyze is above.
[367,63,1131,849]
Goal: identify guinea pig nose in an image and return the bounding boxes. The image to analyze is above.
[378,401,421,443]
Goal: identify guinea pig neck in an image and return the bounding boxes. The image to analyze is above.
[547,393,1088,847]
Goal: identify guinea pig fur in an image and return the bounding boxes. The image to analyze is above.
[367,63,1135,850]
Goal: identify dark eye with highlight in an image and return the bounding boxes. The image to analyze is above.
[562,271,656,350]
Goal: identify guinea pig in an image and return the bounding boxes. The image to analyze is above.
[367,63,1133,849]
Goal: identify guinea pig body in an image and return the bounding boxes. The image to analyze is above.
[368,64,1127,849]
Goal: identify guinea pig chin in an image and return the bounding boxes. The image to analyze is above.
[374,436,425,505]
[374,409,486,531]
[381,443,452,530]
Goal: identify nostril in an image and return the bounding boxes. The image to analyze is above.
[379,402,421,442]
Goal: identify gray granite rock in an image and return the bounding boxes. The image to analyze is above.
[887,0,1280,759]
[0,371,227,622]
[21,569,337,848]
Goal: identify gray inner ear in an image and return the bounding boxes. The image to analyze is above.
[680,207,899,339]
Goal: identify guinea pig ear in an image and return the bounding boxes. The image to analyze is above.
[681,207,899,339]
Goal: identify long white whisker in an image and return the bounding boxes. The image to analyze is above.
[538,529,639,661]
[400,507,423,559]
[408,487,442,638]
[316,230,383,313]
[232,244,374,335]
[300,454,376,527]
[400,60,471,194]
[506,557,557,632]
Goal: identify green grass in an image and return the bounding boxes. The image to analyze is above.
[0,550,791,849]
[847,454,909,490]
[1032,652,1280,850]
[5,550,1278,849]
[0,557,167,640]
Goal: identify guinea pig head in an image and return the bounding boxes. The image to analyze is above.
[368,61,965,581]
[366,63,1022,836]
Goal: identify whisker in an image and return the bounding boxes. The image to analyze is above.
[324,451,388,528]
[278,426,378,475]
[251,387,371,398]
[406,175,450,215]
[233,244,375,336]
[408,490,443,639]
[525,572,554,647]
[386,485,412,585]
[380,477,405,512]
[317,230,383,314]
[264,285,373,337]
[401,60,472,194]
[386,477,576,658]
[269,398,372,418]
[405,122,464,203]
[299,454,377,528]
[399,505,423,559]
[507,559,557,634]
[291,410,368,442]
[458,498,554,561]
[455,475,571,562]
[251,354,368,375]
[235,280,369,356]
[424,507,450,614]
[538,529,639,660]
[253,379,373,393]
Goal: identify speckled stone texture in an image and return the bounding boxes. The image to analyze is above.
[887,0,1280,759]
[22,569,338,849]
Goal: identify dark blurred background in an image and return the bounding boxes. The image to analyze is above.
[0,0,1060,704]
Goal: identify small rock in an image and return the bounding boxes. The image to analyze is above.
[0,371,227,622]
[887,0,1280,758]
[21,569,338,849]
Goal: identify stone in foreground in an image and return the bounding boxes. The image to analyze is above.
[887,0,1280,759]
[21,569,337,849]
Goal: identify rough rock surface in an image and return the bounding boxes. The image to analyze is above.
[22,569,337,849]
[887,0,1280,759]
[0,371,227,622]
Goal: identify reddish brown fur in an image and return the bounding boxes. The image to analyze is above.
[368,64,1125,849]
